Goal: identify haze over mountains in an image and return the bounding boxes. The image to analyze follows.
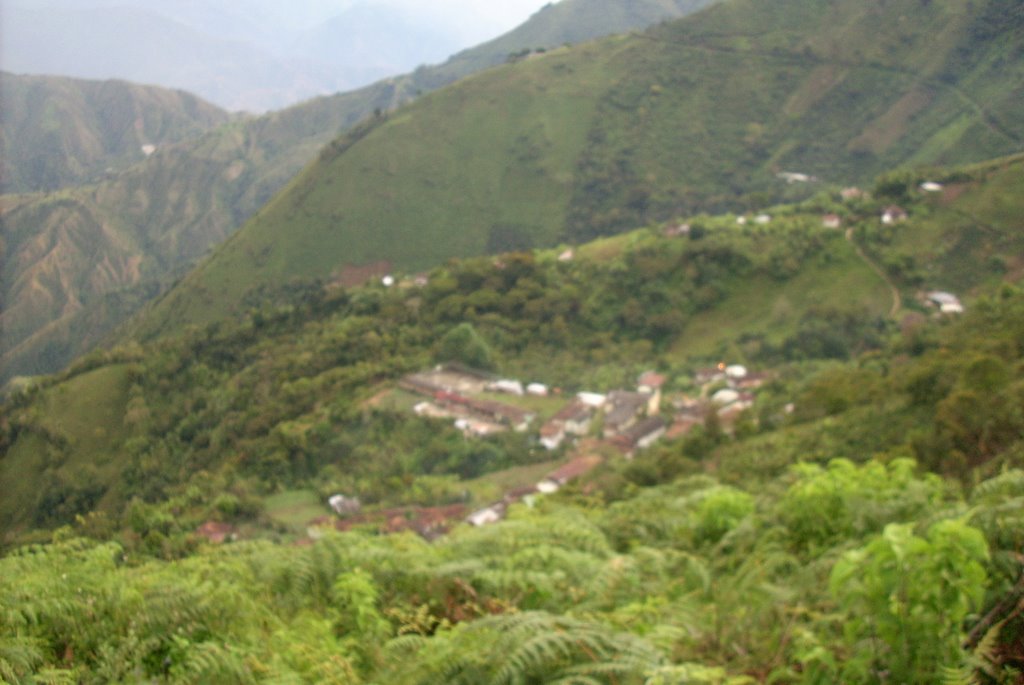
[0,0,551,112]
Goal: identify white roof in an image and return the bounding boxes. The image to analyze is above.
[725,364,748,379]
[712,389,740,405]
[928,291,960,305]
[527,383,549,396]
[941,302,964,314]
[920,181,943,192]
[577,392,606,407]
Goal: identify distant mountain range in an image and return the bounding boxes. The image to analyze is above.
[1,0,720,382]
[130,0,1024,338]
[2,0,511,112]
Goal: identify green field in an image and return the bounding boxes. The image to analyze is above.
[263,490,328,530]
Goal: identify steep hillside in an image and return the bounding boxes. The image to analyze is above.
[4,153,1022,539]
[1,0,719,382]
[0,72,231,193]
[135,0,1024,335]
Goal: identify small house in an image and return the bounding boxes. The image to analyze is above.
[467,504,506,527]
[489,379,525,396]
[637,371,667,414]
[712,388,740,406]
[822,214,842,229]
[725,365,748,381]
[604,390,651,437]
[536,455,602,493]
[195,521,237,544]
[882,206,908,224]
[920,181,943,193]
[539,422,566,450]
[527,383,549,397]
[552,398,595,436]
[328,494,361,516]
[577,392,607,408]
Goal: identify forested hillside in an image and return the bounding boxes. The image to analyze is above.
[0,0,717,383]
[134,0,1024,335]
[2,156,1023,682]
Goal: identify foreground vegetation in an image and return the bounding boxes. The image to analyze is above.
[2,153,1024,681]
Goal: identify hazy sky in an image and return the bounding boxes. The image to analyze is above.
[372,0,555,42]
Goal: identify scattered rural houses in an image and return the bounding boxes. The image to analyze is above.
[841,187,867,201]
[318,359,773,535]
[754,214,772,225]
[558,249,575,262]
[822,214,842,229]
[401,365,535,434]
[920,181,944,193]
[664,223,691,237]
[881,206,908,224]
[310,504,469,541]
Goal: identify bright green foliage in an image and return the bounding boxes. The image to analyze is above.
[692,487,754,546]
[830,520,989,683]
[383,611,663,685]
[778,458,945,549]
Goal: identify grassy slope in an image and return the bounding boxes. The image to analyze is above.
[1,0,716,383]
[4,154,1021,536]
[0,72,231,194]
[0,365,131,529]
[133,0,1024,336]
[140,41,632,332]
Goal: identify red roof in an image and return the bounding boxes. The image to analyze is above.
[544,455,603,485]
[195,521,236,544]
[638,371,668,389]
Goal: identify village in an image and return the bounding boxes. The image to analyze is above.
[366,360,768,530]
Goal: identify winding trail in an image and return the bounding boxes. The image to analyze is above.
[846,227,901,318]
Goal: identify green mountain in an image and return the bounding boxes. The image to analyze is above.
[1,0,717,383]
[4,151,1022,539]
[134,0,1024,336]
[0,72,231,193]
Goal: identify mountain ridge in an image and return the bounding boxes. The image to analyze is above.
[1,0,720,382]
[131,0,1024,337]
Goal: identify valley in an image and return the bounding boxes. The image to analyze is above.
[2,0,1024,681]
